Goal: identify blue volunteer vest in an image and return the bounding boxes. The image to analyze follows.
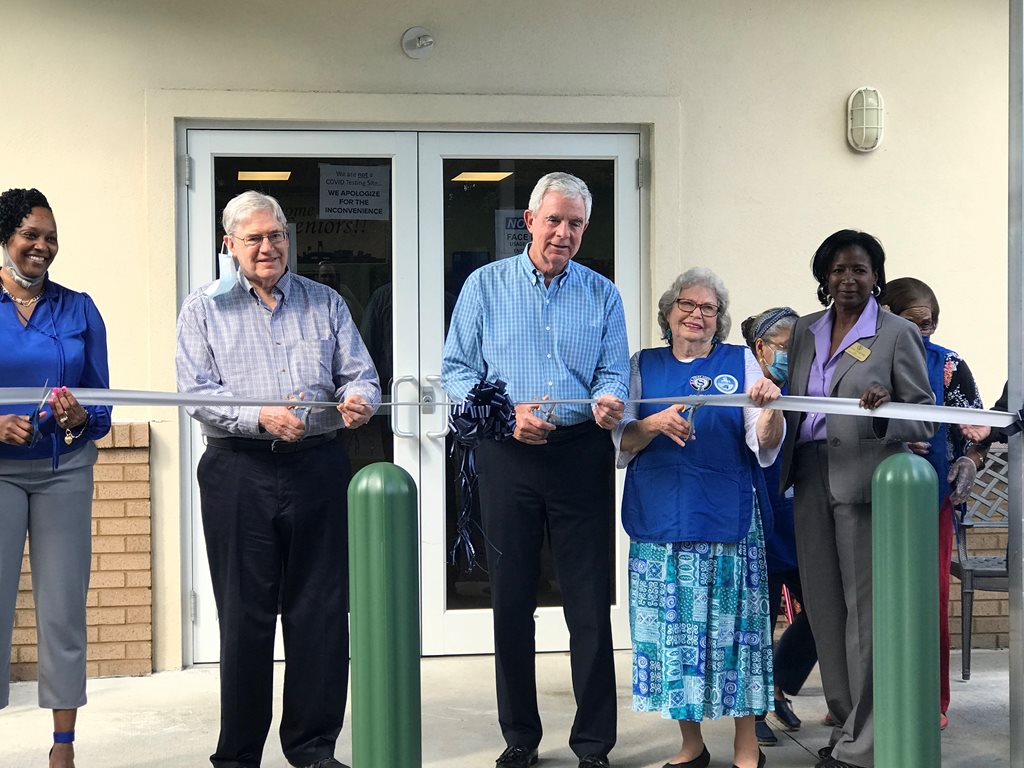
[762,385,797,574]
[622,344,769,543]
[923,337,952,503]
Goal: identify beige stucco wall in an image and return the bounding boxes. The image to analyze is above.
[0,0,1009,669]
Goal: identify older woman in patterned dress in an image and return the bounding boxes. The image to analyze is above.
[615,267,784,768]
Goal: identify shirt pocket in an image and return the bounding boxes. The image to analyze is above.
[559,320,603,376]
[292,338,336,392]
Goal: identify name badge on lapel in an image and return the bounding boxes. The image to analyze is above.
[845,342,871,362]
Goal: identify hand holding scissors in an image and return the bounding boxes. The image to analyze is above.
[0,382,50,446]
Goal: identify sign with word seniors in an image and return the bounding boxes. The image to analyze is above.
[319,164,391,220]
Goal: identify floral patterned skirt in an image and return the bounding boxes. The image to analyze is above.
[629,503,773,721]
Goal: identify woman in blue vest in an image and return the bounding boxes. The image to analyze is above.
[740,307,819,748]
[879,277,987,731]
[616,267,784,768]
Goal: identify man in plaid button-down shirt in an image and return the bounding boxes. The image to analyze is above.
[176,191,378,768]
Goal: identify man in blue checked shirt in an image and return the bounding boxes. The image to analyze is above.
[176,191,379,768]
[442,172,629,768]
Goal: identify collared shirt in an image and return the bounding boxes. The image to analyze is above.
[442,247,629,426]
[798,297,879,444]
[0,279,112,463]
[176,270,380,439]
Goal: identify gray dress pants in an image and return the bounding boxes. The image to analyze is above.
[0,444,95,710]
[793,442,874,768]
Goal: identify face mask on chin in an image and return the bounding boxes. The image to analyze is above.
[2,243,46,289]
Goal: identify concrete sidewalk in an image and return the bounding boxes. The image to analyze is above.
[0,649,1010,767]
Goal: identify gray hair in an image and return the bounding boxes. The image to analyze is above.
[740,307,799,352]
[657,267,732,342]
[222,191,287,235]
[528,172,593,222]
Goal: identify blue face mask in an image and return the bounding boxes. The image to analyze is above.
[766,350,788,384]
[205,243,238,299]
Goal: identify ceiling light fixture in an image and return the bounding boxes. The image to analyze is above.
[450,172,513,182]
[237,171,292,181]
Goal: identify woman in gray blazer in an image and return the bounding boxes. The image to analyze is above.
[779,230,935,768]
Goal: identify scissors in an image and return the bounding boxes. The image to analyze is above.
[685,403,700,442]
[533,394,557,424]
[28,379,50,446]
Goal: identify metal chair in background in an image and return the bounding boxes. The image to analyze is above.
[949,445,1010,680]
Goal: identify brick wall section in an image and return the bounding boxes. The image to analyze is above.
[9,423,152,682]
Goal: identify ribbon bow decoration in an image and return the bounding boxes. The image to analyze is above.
[447,379,516,572]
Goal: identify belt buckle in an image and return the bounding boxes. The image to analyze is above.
[270,439,286,453]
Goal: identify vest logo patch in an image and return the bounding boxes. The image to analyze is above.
[690,375,712,392]
[713,374,739,394]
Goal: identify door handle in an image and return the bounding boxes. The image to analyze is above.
[424,374,450,439]
[390,375,417,438]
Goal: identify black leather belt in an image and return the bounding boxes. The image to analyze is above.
[206,431,338,454]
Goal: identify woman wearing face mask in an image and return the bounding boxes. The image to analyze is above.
[0,187,112,768]
[878,277,987,731]
[740,308,819,748]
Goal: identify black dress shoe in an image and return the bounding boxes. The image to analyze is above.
[755,716,777,746]
[496,745,539,768]
[731,750,766,768]
[663,745,711,768]
[298,759,350,768]
[578,756,610,768]
[772,696,802,730]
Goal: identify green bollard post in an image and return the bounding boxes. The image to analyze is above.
[348,462,421,767]
[872,452,939,767]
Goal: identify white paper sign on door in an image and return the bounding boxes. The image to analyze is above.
[494,208,529,259]
[319,164,391,220]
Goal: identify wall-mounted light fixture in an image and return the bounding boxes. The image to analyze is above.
[847,87,884,152]
[402,27,435,59]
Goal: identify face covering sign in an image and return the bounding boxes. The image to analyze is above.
[494,208,530,259]
[319,164,391,220]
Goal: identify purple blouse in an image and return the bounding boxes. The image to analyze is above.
[797,298,879,444]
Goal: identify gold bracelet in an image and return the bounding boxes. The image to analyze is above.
[64,416,89,445]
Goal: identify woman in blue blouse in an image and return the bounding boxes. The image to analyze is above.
[0,188,111,768]
[616,267,783,768]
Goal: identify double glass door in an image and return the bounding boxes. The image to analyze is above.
[183,128,640,662]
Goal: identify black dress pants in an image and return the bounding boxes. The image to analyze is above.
[198,437,351,768]
[767,568,818,696]
[475,422,617,759]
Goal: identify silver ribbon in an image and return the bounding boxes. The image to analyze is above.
[0,388,1015,429]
